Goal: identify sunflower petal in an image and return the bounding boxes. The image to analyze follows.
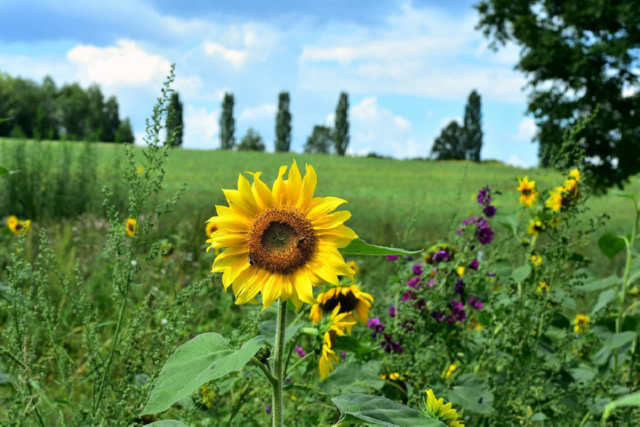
[312,210,352,230]
[307,196,347,220]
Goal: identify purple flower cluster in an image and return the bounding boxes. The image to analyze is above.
[388,305,396,317]
[407,277,421,289]
[295,346,306,358]
[469,296,483,310]
[477,185,496,218]
[450,300,467,322]
[461,216,495,245]
[381,333,403,353]
[386,255,399,261]
[433,250,451,263]
[368,317,385,338]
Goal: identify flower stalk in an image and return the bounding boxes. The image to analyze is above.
[272,300,287,427]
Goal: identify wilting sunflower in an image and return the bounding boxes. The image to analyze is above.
[125,218,137,236]
[207,160,358,308]
[527,219,545,236]
[205,220,218,238]
[537,281,550,295]
[423,389,465,427]
[310,284,373,324]
[318,305,356,379]
[517,176,537,207]
[7,215,31,235]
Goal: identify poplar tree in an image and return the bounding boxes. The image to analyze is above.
[463,90,483,162]
[275,92,292,152]
[334,92,349,155]
[219,92,235,150]
[166,91,184,147]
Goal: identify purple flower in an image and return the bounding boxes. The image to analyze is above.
[456,229,464,236]
[477,186,491,205]
[450,299,467,322]
[265,405,272,414]
[462,216,478,226]
[469,259,479,270]
[483,205,496,218]
[469,297,483,310]
[404,255,414,261]
[488,271,496,277]
[295,346,306,358]
[388,305,397,317]
[431,311,445,322]
[340,352,347,360]
[381,334,403,353]
[454,279,465,296]
[476,218,489,229]
[415,299,426,311]
[401,320,415,331]
[445,315,455,325]
[401,291,417,302]
[412,264,424,275]
[426,277,435,287]
[476,225,494,245]
[433,250,451,263]
[407,276,421,289]
[368,317,385,338]
[386,255,399,261]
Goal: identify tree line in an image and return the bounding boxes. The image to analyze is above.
[0,73,134,143]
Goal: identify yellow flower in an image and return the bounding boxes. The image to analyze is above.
[517,176,537,207]
[207,160,358,308]
[466,318,483,331]
[7,215,31,235]
[442,363,458,379]
[318,305,356,380]
[537,281,550,295]
[545,186,566,212]
[136,165,144,175]
[347,260,359,276]
[527,219,545,236]
[530,254,542,267]
[205,220,218,238]
[423,389,465,427]
[310,284,373,324]
[200,385,215,409]
[574,314,590,333]
[457,266,465,277]
[380,373,387,380]
[125,218,137,236]
[569,169,580,181]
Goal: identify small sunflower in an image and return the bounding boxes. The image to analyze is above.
[574,314,590,333]
[517,176,537,207]
[318,305,356,379]
[200,385,215,409]
[442,363,458,379]
[537,281,550,295]
[207,160,358,308]
[310,284,373,324]
[423,389,465,427]
[125,218,137,236]
[347,260,359,276]
[530,254,542,267]
[7,215,31,235]
[527,219,545,236]
[456,266,465,277]
[205,220,218,238]
[569,168,580,181]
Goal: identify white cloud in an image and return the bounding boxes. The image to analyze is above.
[67,39,170,87]
[183,105,219,149]
[174,75,203,97]
[203,42,248,68]
[506,154,526,168]
[515,117,536,141]
[202,23,279,68]
[239,104,277,122]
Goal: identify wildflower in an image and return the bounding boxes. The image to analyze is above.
[388,305,396,317]
[423,389,465,427]
[367,317,385,338]
[569,168,580,181]
[386,255,399,261]
[468,296,483,310]
[530,254,542,267]
[407,276,421,289]
[319,306,356,379]
[537,281,550,295]
[482,205,496,218]
[415,299,426,311]
[200,385,215,409]
[310,284,373,324]
[469,259,479,270]
[457,266,465,277]
[401,291,417,302]
[425,243,455,264]
[517,176,537,206]
[347,260,359,276]
[476,224,494,245]
[401,320,415,331]
[205,220,218,238]
[207,160,358,308]
[545,186,566,212]
[442,363,458,379]
[404,255,414,261]
[574,314,590,333]
[527,219,545,236]
[7,215,31,235]
[426,277,436,287]
[380,334,403,353]
[125,218,137,236]
[477,185,491,205]
[454,279,465,297]
[265,404,272,414]
[450,300,467,322]
[340,351,346,360]
[431,311,445,322]
[412,264,424,275]
[136,165,144,174]
[466,318,483,331]
[388,372,406,381]
[295,346,306,358]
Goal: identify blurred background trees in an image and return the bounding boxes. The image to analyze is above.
[219,92,236,150]
[275,91,291,152]
[166,91,184,147]
[431,90,484,161]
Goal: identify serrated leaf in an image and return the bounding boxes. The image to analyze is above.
[332,393,444,426]
[598,232,626,259]
[602,391,640,421]
[320,361,384,394]
[340,238,421,256]
[591,289,617,315]
[142,333,264,415]
[512,264,531,283]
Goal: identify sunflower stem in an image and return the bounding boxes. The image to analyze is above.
[272,300,287,427]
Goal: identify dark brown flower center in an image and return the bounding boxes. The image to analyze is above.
[522,188,532,196]
[321,290,359,314]
[248,209,316,274]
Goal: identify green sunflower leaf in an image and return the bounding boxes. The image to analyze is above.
[340,238,421,256]
[142,333,264,415]
[512,264,532,283]
[598,232,626,259]
[602,391,640,421]
[332,393,445,426]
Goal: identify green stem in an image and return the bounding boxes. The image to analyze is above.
[1,350,45,427]
[272,300,287,427]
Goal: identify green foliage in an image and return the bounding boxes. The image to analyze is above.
[275,91,291,152]
[219,92,235,150]
[430,120,465,160]
[476,0,640,191]
[334,92,349,155]
[237,127,266,152]
[463,90,482,162]
[331,393,444,426]
[340,238,421,256]
[115,118,135,144]
[166,92,184,147]
[304,125,333,154]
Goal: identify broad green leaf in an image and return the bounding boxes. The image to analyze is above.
[530,412,547,421]
[592,346,612,366]
[602,391,640,421]
[340,238,421,256]
[142,333,264,415]
[604,331,637,350]
[332,335,376,356]
[512,264,531,283]
[320,361,384,394]
[611,191,637,202]
[495,214,518,235]
[258,320,302,347]
[591,289,617,315]
[145,421,189,427]
[568,365,597,384]
[332,393,445,426]
[576,275,619,293]
[598,232,626,259]
[448,378,494,415]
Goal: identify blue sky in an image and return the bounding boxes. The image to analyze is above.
[0,0,539,166]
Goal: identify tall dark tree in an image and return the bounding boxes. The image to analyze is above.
[476,0,640,190]
[102,96,120,142]
[431,121,465,160]
[86,84,105,141]
[275,91,292,152]
[115,118,134,144]
[219,92,235,150]
[166,91,184,147]
[304,125,333,154]
[237,127,265,151]
[334,92,349,155]
[463,90,483,162]
[57,83,89,140]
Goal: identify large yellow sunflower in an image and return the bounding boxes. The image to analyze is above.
[318,305,355,379]
[7,215,31,235]
[423,389,465,427]
[207,160,358,308]
[517,176,537,207]
[310,284,373,324]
